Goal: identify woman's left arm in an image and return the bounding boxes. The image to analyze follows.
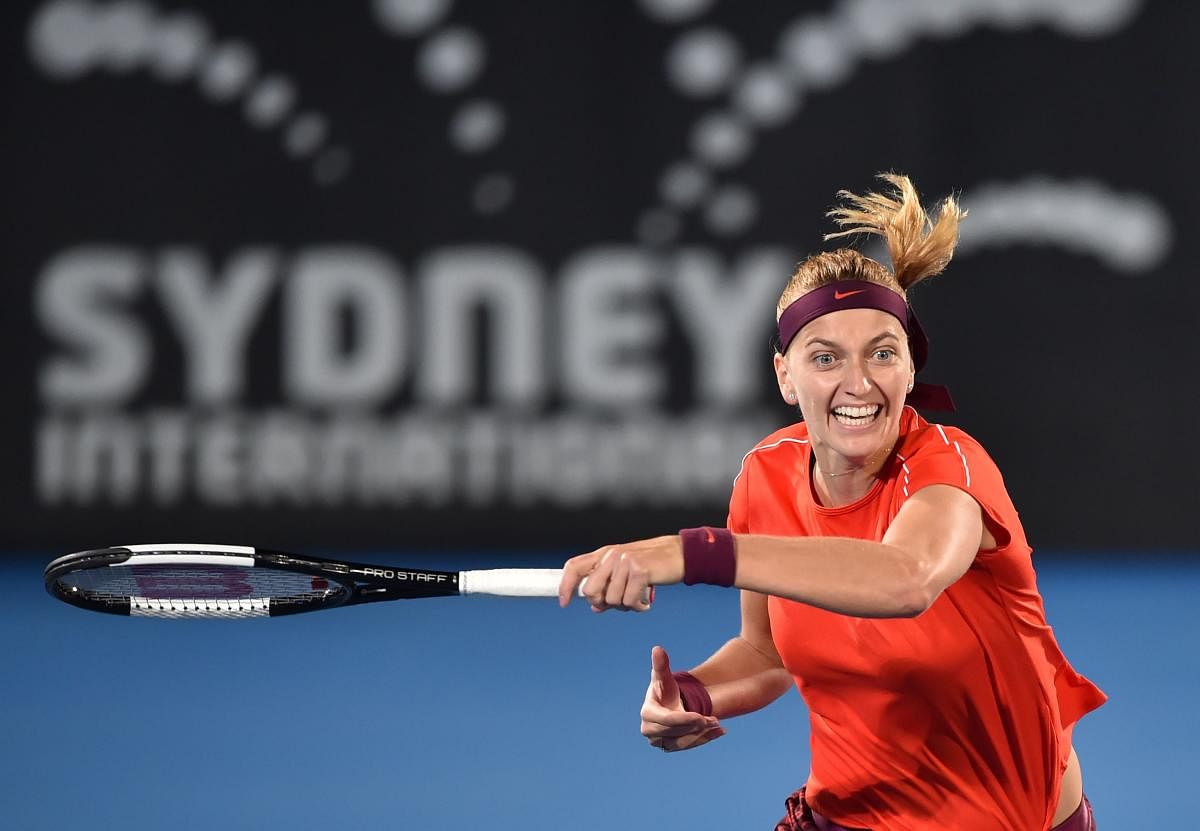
[560,485,985,618]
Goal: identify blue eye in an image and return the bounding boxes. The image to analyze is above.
[873,349,895,361]
[813,353,835,367]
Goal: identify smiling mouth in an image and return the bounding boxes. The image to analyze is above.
[832,404,881,427]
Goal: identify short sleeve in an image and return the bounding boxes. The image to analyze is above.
[726,464,750,534]
[901,428,1020,551]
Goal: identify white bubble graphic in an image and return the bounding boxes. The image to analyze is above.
[314,146,353,186]
[450,99,505,153]
[704,185,757,236]
[734,64,799,127]
[779,16,854,90]
[472,173,514,214]
[637,0,715,24]
[28,0,102,80]
[198,40,256,102]
[244,75,296,129]
[637,208,681,246]
[95,1,154,73]
[691,112,752,168]
[284,112,328,158]
[417,27,484,93]
[146,11,210,81]
[660,161,711,209]
[841,0,921,60]
[372,0,453,37]
[1050,0,1143,37]
[667,27,741,98]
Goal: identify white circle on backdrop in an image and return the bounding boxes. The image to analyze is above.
[637,208,681,246]
[908,0,976,37]
[1050,0,1143,37]
[659,161,711,209]
[473,173,514,214]
[96,1,154,73]
[704,185,758,235]
[244,75,296,129]
[199,40,257,102]
[666,27,741,97]
[28,0,102,80]
[450,99,506,153]
[690,112,752,168]
[147,11,210,81]
[637,0,715,24]
[314,147,352,185]
[734,64,799,127]
[372,0,454,37]
[284,112,328,157]
[417,27,484,93]
[779,16,855,90]
[841,0,919,60]
[984,0,1040,31]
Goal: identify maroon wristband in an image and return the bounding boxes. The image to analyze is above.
[672,671,713,716]
[679,526,737,587]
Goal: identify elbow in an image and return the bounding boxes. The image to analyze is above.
[890,554,938,618]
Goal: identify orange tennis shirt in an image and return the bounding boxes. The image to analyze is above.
[727,407,1106,831]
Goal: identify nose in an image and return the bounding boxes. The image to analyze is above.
[843,356,874,396]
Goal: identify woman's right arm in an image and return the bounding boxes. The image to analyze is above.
[640,589,793,752]
[685,589,793,718]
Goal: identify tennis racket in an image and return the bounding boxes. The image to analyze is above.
[45,544,653,619]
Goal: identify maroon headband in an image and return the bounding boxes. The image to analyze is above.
[776,280,955,411]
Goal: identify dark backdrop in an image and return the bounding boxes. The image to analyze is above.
[2,0,1195,552]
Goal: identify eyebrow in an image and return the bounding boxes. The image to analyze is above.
[804,332,903,349]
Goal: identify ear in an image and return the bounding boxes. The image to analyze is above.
[773,352,796,405]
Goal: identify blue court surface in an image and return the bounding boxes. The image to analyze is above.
[3,552,1196,829]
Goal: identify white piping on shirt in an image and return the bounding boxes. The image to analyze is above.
[732,436,809,484]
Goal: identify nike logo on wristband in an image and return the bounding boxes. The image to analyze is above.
[705,528,716,543]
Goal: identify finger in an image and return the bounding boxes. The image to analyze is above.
[583,548,617,610]
[666,726,726,752]
[623,559,651,611]
[605,551,631,608]
[643,719,717,739]
[558,550,600,607]
[648,646,680,708]
[641,708,718,732]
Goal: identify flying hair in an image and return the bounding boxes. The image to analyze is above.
[825,172,966,291]
[776,173,966,317]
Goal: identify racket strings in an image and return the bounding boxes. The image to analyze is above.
[55,564,350,609]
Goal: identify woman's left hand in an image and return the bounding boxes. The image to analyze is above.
[558,535,684,612]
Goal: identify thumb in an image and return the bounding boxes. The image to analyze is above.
[650,645,680,708]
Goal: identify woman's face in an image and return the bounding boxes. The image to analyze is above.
[774,308,914,469]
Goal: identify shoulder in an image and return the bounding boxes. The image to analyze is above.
[895,408,999,481]
[732,422,810,485]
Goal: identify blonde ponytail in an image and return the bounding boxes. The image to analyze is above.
[824,173,966,290]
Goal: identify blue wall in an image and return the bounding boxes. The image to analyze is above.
[4,553,1196,828]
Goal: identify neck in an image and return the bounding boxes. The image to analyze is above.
[811,442,895,507]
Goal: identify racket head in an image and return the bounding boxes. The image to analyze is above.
[45,545,356,619]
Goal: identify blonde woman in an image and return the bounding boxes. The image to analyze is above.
[559,175,1105,831]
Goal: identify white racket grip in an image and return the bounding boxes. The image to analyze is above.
[458,568,653,605]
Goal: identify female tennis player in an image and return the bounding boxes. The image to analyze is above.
[558,174,1106,831]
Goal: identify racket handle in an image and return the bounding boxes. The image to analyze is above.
[459,568,653,605]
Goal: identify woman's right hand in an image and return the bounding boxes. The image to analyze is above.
[641,646,726,751]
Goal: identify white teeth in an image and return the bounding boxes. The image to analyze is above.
[833,405,880,417]
[832,404,881,426]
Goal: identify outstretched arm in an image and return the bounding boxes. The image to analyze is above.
[559,484,985,618]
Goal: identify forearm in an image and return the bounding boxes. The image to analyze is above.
[733,535,931,618]
[681,635,791,718]
[707,668,794,718]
